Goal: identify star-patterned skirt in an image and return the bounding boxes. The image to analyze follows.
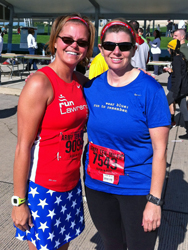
[15,179,85,250]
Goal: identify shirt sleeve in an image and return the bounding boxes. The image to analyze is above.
[89,57,108,80]
[149,38,160,48]
[146,86,171,128]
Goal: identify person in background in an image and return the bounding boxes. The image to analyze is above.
[84,18,170,250]
[164,28,188,127]
[166,20,173,37]
[163,65,176,128]
[11,14,95,250]
[17,26,20,35]
[146,24,150,37]
[129,20,150,70]
[147,30,161,76]
[173,29,188,60]
[89,52,108,79]
[138,27,147,43]
[1,25,6,34]
[157,24,161,32]
[178,20,185,29]
[166,39,188,140]
[27,28,38,70]
[186,32,188,41]
[171,23,176,37]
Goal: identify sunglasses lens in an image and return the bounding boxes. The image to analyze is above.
[59,36,89,48]
[102,42,133,51]
[61,37,74,45]
[119,43,133,51]
[77,40,89,48]
[102,42,116,51]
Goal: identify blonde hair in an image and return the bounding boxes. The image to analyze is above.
[48,13,95,66]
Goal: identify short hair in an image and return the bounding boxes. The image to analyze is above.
[138,28,143,33]
[28,28,35,34]
[129,20,139,32]
[48,13,95,66]
[174,29,186,39]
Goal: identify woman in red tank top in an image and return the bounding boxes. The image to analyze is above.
[11,14,95,250]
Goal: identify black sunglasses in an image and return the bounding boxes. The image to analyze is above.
[102,42,133,52]
[57,35,89,48]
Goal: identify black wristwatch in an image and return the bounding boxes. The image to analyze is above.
[146,193,163,206]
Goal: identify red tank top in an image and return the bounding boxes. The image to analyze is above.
[29,66,88,192]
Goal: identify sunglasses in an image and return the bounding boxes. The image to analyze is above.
[102,42,133,52]
[57,36,89,48]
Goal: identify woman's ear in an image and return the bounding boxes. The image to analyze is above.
[131,45,137,58]
[98,44,104,56]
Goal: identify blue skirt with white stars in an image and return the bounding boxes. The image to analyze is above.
[14,180,85,250]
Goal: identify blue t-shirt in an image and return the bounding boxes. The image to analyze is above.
[84,70,171,195]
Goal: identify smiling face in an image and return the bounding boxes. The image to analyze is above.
[55,21,89,68]
[99,31,135,73]
[173,30,185,43]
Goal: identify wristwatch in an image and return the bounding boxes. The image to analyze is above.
[11,196,26,206]
[146,194,163,206]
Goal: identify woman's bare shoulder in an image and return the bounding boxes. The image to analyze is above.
[24,71,51,91]
[20,71,53,104]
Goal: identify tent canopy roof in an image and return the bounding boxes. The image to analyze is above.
[1,0,188,20]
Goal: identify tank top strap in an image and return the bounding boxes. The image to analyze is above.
[38,66,58,92]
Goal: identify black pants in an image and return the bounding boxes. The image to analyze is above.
[86,186,158,250]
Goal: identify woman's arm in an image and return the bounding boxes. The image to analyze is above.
[11,72,53,231]
[149,38,160,48]
[142,126,169,232]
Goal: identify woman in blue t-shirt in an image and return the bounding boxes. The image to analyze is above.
[84,19,170,250]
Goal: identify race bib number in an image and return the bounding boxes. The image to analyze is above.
[87,142,125,185]
[58,130,83,160]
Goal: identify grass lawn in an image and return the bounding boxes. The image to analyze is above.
[3,33,50,45]
[2,33,188,51]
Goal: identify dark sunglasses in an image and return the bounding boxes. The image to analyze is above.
[102,42,133,52]
[57,35,89,48]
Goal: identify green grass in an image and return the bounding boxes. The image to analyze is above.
[3,33,50,44]
[146,36,188,49]
[146,36,174,49]
[2,33,188,51]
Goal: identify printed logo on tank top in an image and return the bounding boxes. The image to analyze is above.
[59,94,87,115]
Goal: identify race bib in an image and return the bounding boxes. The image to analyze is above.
[58,130,83,161]
[87,142,125,185]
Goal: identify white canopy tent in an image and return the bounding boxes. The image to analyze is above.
[1,0,188,20]
[0,0,188,52]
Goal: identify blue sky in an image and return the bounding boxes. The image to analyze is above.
[0,22,25,26]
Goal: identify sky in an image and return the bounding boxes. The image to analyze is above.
[0,22,27,27]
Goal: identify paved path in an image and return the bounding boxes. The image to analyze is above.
[0,66,188,249]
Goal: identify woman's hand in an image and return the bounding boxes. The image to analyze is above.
[138,68,156,78]
[163,67,172,73]
[25,73,34,82]
[12,204,34,231]
[142,201,161,232]
[146,38,150,44]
